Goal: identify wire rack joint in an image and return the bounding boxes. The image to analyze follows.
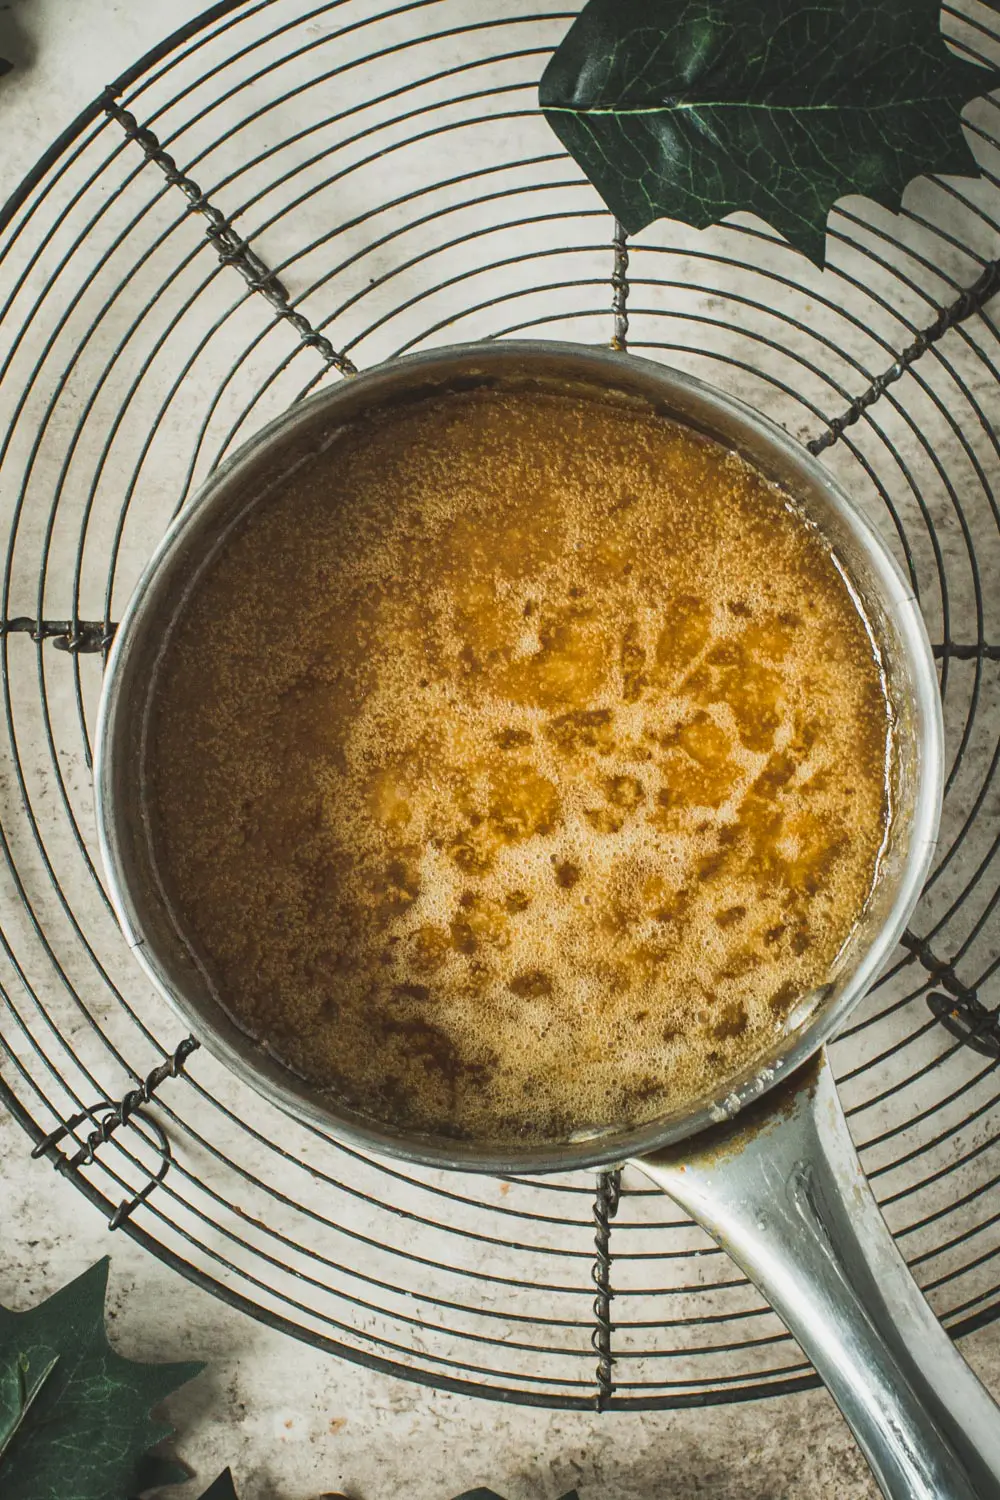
[31,1036,199,1228]
[0,617,113,652]
[611,221,629,352]
[928,992,1000,1059]
[900,928,1000,1058]
[101,91,358,378]
[591,1167,621,1411]
[807,256,1000,456]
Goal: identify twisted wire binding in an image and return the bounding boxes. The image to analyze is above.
[901,929,1000,1059]
[808,256,1000,455]
[101,93,358,378]
[933,642,1000,662]
[611,221,629,351]
[30,1037,200,1226]
[928,992,1000,1058]
[903,928,980,1003]
[591,1167,622,1410]
[33,1037,199,1163]
[0,617,112,652]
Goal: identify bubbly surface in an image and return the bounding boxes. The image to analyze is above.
[149,389,891,1144]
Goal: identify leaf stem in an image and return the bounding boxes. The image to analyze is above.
[545,97,970,116]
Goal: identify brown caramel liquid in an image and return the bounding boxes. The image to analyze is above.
[149,389,891,1144]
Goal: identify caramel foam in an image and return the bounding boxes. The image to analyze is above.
[149,389,891,1144]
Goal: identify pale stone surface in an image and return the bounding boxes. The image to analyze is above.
[3,1088,892,1500]
[0,5,998,1500]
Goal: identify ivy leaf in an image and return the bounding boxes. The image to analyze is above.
[540,0,991,261]
[0,1258,204,1500]
[196,1470,240,1500]
[451,1493,579,1500]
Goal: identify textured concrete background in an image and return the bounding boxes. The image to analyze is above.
[0,4,997,1499]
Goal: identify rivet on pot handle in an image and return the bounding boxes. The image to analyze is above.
[633,1051,1000,1500]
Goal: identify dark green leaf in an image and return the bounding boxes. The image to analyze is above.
[0,1258,204,1500]
[131,1448,193,1494]
[449,1492,578,1500]
[196,1470,240,1500]
[540,0,991,261]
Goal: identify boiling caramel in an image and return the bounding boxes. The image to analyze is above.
[149,389,891,1144]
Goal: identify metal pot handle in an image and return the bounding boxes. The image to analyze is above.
[632,1050,1000,1500]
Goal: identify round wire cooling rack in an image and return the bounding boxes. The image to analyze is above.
[1,0,1000,1413]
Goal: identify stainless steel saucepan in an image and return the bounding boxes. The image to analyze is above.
[94,342,1000,1499]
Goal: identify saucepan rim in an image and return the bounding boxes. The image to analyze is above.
[93,340,944,1174]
